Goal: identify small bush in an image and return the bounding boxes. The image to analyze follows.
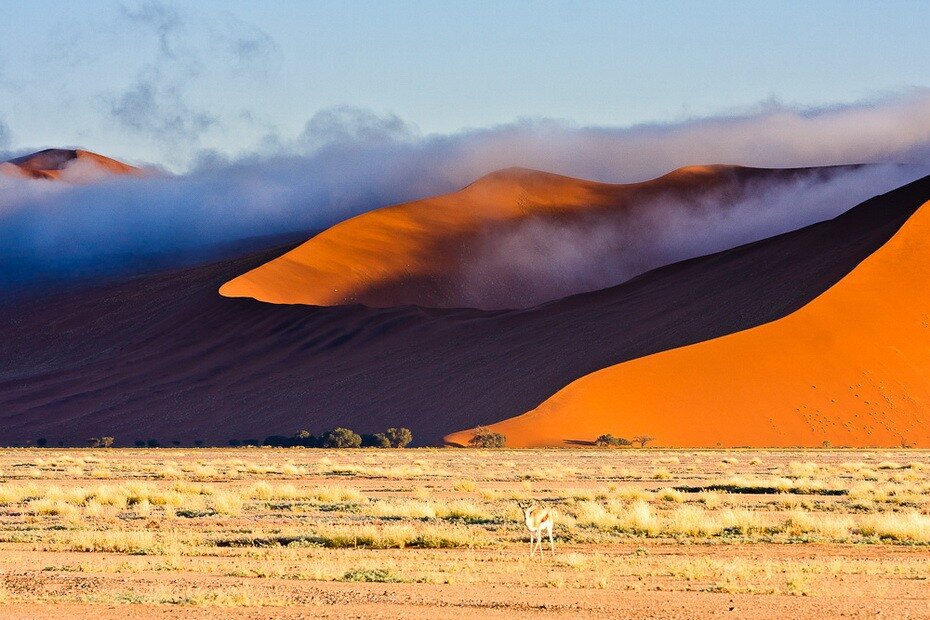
[88,437,115,448]
[264,431,319,447]
[321,428,362,448]
[468,427,506,448]
[134,440,145,448]
[146,439,160,448]
[385,427,413,448]
[361,433,391,448]
[595,434,632,447]
[340,568,406,583]
[35,438,47,448]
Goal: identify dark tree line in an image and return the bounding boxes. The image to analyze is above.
[262,427,413,448]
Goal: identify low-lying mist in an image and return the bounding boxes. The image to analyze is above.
[2,93,930,293]
[455,165,922,309]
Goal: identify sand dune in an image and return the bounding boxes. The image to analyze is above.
[1,148,139,181]
[2,170,926,446]
[447,197,930,448]
[220,165,860,310]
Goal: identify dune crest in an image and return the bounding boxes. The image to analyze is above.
[1,148,140,181]
[446,199,930,448]
[220,165,858,310]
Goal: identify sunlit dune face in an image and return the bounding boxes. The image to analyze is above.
[1,148,140,182]
[446,200,930,448]
[221,165,859,310]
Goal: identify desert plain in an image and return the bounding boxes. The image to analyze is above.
[0,448,927,619]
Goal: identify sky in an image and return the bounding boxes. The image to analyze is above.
[1,1,930,171]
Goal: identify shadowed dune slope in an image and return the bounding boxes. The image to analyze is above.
[220,165,857,310]
[447,197,930,448]
[0,149,140,180]
[1,173,928,446]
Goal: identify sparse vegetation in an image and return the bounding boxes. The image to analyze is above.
[0,448,926,616]
[321,428,363,448]
[595,434,632,447]
[361,433,391,448]
[384,427,413,448]
[468,426,506,448]
[264,427,413,448]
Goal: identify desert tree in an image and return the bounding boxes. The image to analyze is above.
[595,434,632,447]
[633,435,655,448]
[384,427,413,448]
[468,426,506,448]
[321,427,362,448]
[361,433,391,448]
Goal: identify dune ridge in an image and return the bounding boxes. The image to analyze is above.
[447,198,930,448]
[220,165,856,310]
[0,148,139,181]
[2,170,927,446]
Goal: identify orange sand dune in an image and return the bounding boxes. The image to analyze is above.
[446,199,930,448]
[1,148,140,181]
[221,165,820,309]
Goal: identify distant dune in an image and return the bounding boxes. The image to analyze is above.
[0,148,140,181]
[220,165,861,310]
[447,196,930,448]
[3,168,927,446]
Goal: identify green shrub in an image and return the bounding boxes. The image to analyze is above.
[340,568,406,583]
[361,433,391,448]
[468,426,506,448]
[385,427,413,448]
[595,434,632,447]
[321,428,362,448]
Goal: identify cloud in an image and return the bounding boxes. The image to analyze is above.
[120,0,183,60]
[455,164,922,309]
[107,69,219,147]
[298,106,417,150]
[216,13,281,79]
[2,93,930,294]
[103,2,280,162]
[0,118,11,150]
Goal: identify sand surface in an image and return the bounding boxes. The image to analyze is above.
[0,448,927,619]
[457,197,930,448]
[220,166,858,310]
[2,173,928,446]
[1,148,139,180]
[2,545,927,620]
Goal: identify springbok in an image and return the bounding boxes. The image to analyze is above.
[518,500,554,558]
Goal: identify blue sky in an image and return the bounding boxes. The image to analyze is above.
[1,1,929,170]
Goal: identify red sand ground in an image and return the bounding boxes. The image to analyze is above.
[447,199,930,449]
